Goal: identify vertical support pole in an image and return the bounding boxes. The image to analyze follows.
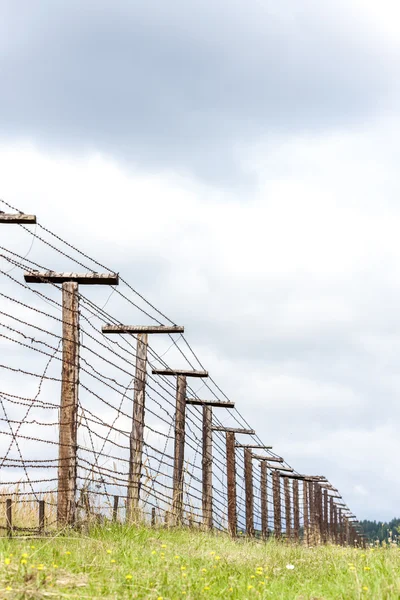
[226,431,237,537]
[293,479,299,542]
[39,500,45,534]
[151,507,156,527]
[308,481,315,545]
[272,471,281,539]
[202,405,213,530]
[329,496,334,543]
[284,477,291,541]
[339,509,344,545]
[173,375,187,525]
[314,484,321,545]
[345,516,350,546]
[113,496,119,522]
[323,489,328,543]
[127,333,148,523]
[260,461,268,539]
[6,499,12,538]
[58,281,79,526]
[244,448,254,537]
[303,480,309,545]
[333,505,338,544]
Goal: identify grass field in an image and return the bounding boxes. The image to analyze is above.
[0,525,398,599]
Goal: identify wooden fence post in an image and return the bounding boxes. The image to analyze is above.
[24,271,119,526]
[303,479,309,545]
[323,489,328,543]
[226,431,237,537]
[339,509,343,545]
[186,399,234,530]
[293,479,299,542]
[333,504,338,544]
[151,507,156,527]
[113,496,119,522]
[308,481,315,544]
[6,499,12,538]
[329,496,334,543]
[39,500,45,534]
[272,471,281,539]
[244,448,254,537]
[284,477,291,542]
[260,461,268,539]
[152,369,208,525]
[103,326,184,523]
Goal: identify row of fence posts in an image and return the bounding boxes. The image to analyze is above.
[1,212,366,546]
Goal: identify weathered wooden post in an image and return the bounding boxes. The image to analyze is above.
[303,479,309,545]
[24,271,119,526]
[39,500,45,535]
[272,471,281,538]
[152,369,208,525]
[308,480,315,544]
[323,489,328,543]
[293,479,299,542]
[102,325,184,522]
[6,499,12,538]
[339,508,344,545]
[113,496,119,522]
[284,477,291,541]
[329,496,334,542]
[186,398,235,530]
[244,448,255,537]
[212,427,255,537]
[246,451,281,540]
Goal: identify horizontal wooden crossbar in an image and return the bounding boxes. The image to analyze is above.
[275,467,294,473]
[235,444,273,449]
[212,427,255,435]
[24,271,119,285]
[328,495,342,499]
[252,455,284,463]
[152,369,208,378]
[186,399,235,408]
[0,213,36,223]
[102,325,184,334]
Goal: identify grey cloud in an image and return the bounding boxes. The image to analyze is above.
[0,0,395,182]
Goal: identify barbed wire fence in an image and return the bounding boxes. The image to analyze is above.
[0,199,365,546]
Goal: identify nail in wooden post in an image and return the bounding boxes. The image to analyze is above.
[151,507,156,527]
[260,461,268,539]
[303,480,309,545]
[244,448,254,537]
[284,477,291,541]
[272,471,281,538]
[226,431,237,536]
[39,500,45,534]
[202,405,213,530]
[6,499,12,538]
[293,480,299,542]
[59,281,79,526]
[113,496,119,522]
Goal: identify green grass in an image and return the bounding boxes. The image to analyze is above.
[0,525,398,599]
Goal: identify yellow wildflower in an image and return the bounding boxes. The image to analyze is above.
[65,551,71,555]
[363,587,368,591]
[111,559,116,564]
[52,564,58,569]
[248,584,254,590]
[21,553,28,558]
[151,550,157,555]
[125,574,133,580]
[364,566,371,571]
[250,575,255,578]
[21,559,27,565]
[4,558,10,565]
[161,544,167,548]
[210,551,215,555]
[204,587,210,591]
[181,566,186,570]
[106,550,112,554]
[215,556,221,561]
[201,568,207,573]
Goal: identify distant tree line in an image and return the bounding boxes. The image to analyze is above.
[359,519,400,544]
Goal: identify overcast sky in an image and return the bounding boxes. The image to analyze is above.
[1,0,400,521]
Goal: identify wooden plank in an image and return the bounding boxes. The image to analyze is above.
[252,455,283,462]
[102,325,184,334]
[186,399,235,408]
[152,369,208,378]
[244,448,254,537]
[345,516,350,546]
[333,504,338,544]
[339,509,344,545]
[6,499,12,538]
[274,466,294,473]
[260,461,268,539]
[272,471,281,538]
[308,481,315,545]
[172,375,187,525]
[24,271,119,285]
[212,426,255,434]
[202,405,213,530]
[303,480,309,546]
[284,477,291,541]
[57,281,79,526]
[235,444,272,449]
[293,479,299,542]
[127,333,148,522]
[0,213,36,223]
[329,496,334,543]
[226,431,237,537]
